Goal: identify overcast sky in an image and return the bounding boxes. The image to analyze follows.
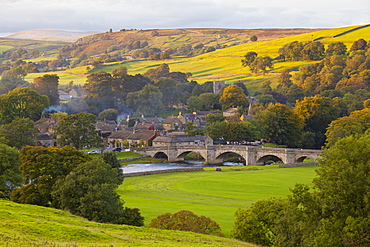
[1,0,369,34]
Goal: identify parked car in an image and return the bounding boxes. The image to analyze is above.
[87,150,101,154]
[113,147,123,152]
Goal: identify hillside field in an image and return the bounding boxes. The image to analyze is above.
[117,164,319,236]
[23,24,370,89]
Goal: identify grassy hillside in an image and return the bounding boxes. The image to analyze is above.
[0,200,255,247]
[23,24,369,87]
[118,164,318,236]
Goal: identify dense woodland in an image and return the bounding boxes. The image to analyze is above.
[1,28,370,246]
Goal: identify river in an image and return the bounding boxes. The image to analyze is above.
[121,161,244,174]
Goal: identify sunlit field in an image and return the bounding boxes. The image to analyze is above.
[118,164,319,236]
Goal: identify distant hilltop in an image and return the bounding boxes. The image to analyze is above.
[5,30,100,42]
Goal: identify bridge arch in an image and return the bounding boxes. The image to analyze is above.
[153,152,168,159]
[177,151,206,161]
[295,155,317,162]
[215,151,246,163]
[256,155,283,164]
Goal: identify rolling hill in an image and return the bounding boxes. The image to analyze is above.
[5,30,99,42]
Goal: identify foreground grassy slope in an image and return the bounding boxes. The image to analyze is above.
[0,200,255,247]
[118,164,318,236]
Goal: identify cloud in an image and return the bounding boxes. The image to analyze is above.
[0,0,369,33]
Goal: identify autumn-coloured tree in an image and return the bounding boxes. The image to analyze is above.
[219,85,248,110]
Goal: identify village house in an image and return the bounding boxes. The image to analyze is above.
[34,118,58,136]
[107,130,133,148]
[95,120,121,138]
[162,116,183,131]
[152,135,213,147]
[107,129,157,148]
[36,133,56,147]
[34,118,58,147]
[58,90,71,101]
[69,88,84,99]
[177,112,206,128]
[223,107,239,117]
[127,130,157,147]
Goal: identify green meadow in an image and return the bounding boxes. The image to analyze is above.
[0,200,254,246]
[117,164,319,236]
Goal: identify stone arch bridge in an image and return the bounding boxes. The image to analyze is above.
[132,145,322,165]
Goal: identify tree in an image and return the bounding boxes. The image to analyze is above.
[307,132,370,246]
[233,132,370,246]
[29,74,59,105]
[350,38,367,51]
[233,198,290,246]
[223,121,258,142]
[278,41,304,61]
[205,121,257,142]
[233,82,249,96]
[326,42,347,56]
[187,96,204,111]
[54,113,102,150]
[241,51,258,67]
[126,84,164,116]
[144,63,170,81]
[0,144,22,199]
[256,94,277,106]
[51,157,144,226]
[198,93,221,110]
[0,87,49,124]
[249,56,273,74]
[156,77,181,106]
[0,67,28,92]
[294,95,341,148]
[335,77,368,94]
[276,69,293,93]
[149,210,223,236]
[11,145,90,206]
[84,71,121,111]
[100,151,124,184]
[205,113,226,125]
[219,85,248,110]
[0,118,38,149]
[255,103,303,147]
[265,91,288,105]
[301,41,325,61]
[250,35,258,42]
[325,108,370,147]
[97,108,119,121]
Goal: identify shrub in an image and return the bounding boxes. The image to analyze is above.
[149,210,224,236]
